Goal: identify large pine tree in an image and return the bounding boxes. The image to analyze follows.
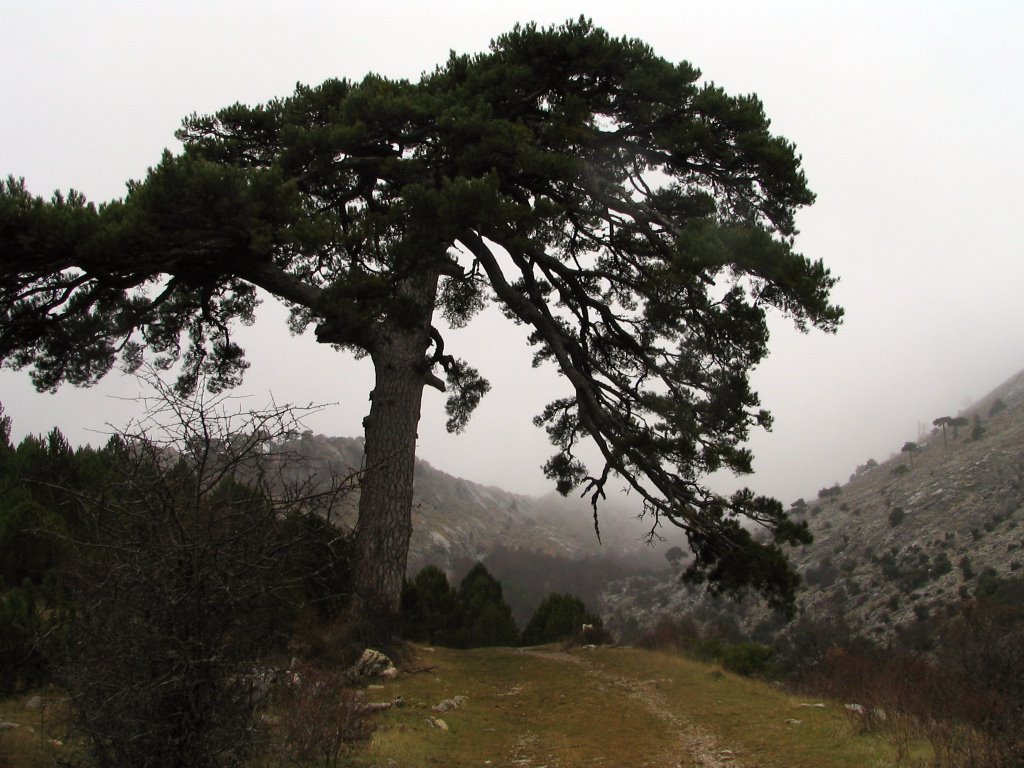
[0,19,841,617]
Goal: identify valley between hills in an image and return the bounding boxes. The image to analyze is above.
[3,370,1021,767]
[286,367,1024,645]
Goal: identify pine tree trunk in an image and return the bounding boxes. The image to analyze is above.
[349,274,439,618]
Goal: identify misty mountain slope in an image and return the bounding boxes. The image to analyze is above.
[280,434,670,576]
[600,368,1024,641]
[783,368,1024,633]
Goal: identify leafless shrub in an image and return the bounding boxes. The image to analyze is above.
[638,615,701,652]
[269,668,373,767]
[795,595,1024,767]
[48,375,356,768]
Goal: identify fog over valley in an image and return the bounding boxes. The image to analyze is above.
[1,1,1021,510]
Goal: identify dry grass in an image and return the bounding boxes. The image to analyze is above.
[357,644,918,768]
[361,645,678,767]
[0,690,76,768]
[586,647,928,768]
[0,645,928,768]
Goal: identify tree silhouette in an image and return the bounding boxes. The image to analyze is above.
[47,380,354,768]
[401,565,459,644]
[521,592,601,645]
[665,545,686,568]
[950,416,969,441]
[0,19,841,615]
[933,416,952,448]
[970,413,986,442]
[901,441,918,468]
[817,484,842,501]
[451,563,519,648]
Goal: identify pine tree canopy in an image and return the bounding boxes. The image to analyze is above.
[0,19,841,611]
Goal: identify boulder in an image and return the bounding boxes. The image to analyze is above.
[426,717,449,731]
[347,648,398,681]
[433,695,468,712]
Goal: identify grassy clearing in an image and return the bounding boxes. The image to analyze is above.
[585,647,928,768]
[359,645,924,768]
[1,645,928,767]
[361,646,678,767]
[0,690,73,768]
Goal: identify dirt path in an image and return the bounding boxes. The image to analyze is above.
[515,648,742,768]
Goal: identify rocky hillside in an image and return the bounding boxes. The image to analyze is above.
[278,433,674,580]
[600,368,1024,642]
[785,368,1024,633]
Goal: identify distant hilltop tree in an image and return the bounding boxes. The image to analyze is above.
[850,458,878,481]
[665,545,686,568]
[888,507,907,527]
[933,416,953,448]
[901,441,919,468]
[817,484,842,501]
[949,416,969,441]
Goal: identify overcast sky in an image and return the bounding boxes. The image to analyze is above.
[1,1,1022,509]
